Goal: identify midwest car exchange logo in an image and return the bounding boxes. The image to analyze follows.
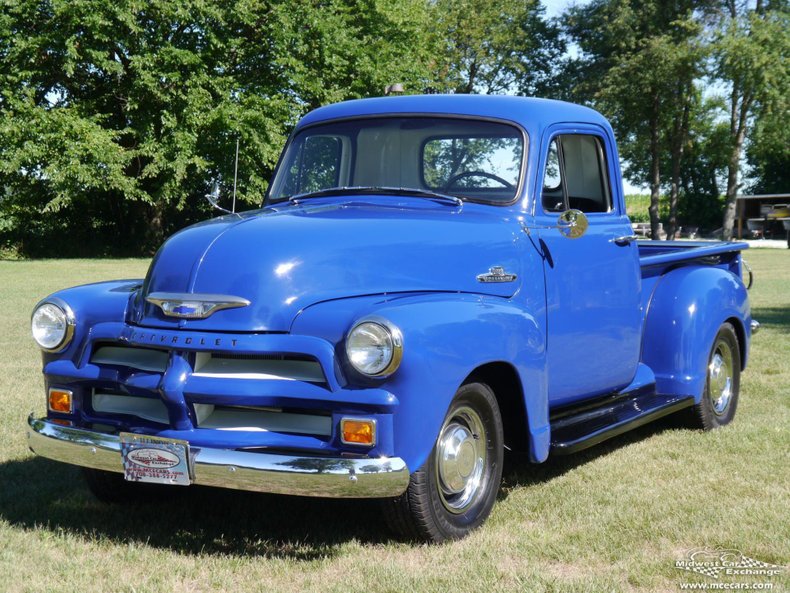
[675,548,783,579]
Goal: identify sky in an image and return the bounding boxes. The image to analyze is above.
[542,0,582,18]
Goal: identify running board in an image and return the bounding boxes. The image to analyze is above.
[549,388,694,456]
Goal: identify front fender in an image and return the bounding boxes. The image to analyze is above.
[292,293,549,471]
[36,280,143,364]
[641,266,750,402]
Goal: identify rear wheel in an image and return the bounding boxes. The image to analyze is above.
[690,322,741,430]
[383,382,504,543]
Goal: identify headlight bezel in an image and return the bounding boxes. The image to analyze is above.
[31,298,76,353]
[345,316,403,378]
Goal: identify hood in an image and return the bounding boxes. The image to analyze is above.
[133,198,523,332]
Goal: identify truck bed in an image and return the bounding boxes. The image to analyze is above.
[638,240,749,271]
[638,240,749,320]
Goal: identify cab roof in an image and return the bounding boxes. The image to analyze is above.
[296,95,611,137]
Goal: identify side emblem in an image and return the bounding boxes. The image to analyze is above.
[145,292,250,319]
[476,266,517,283]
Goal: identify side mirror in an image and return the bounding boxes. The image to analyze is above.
[557,209,588,239]
[520,209,589,239]
[205,181,235,215]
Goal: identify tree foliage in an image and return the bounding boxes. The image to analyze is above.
[0,0,433,255]
[715,0,789,239]
[0,0,786,255]
[428,0,564,95]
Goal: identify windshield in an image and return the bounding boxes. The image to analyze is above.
[268,117,525,204]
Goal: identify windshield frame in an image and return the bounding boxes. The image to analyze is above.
[263,113,530,208]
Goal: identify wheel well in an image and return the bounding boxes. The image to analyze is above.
[726,316,747,371]
[465,362,528,452]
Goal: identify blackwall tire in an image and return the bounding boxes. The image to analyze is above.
[382,382,504,543]
[690,322,741,430]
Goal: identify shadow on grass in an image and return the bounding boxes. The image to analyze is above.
[0,456,391,558]
[3,413,696,555]
[501,412,691,493]
[751,306,790,335]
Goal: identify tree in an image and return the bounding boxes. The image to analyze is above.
[564,0,713,240]
[0,0,434,256]
[677,96,731,232]
[428,0,564,95]
[714,0,789,240]
[746,101,790,194]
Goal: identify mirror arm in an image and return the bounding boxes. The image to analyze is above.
[520,209,589,239]
[205,182,242,217]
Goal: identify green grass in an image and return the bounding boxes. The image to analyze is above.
[1,253,788,593]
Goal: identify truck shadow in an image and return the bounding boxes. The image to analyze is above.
[751,306,790,335]
[0,456,389,558]
[0,414,692,555]
[501,413,688,491]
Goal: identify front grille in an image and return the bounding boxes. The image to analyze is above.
[91,392,171,424]
[89,391,331,437]
[85,339,334,437]
[192,352,326,384]
[91,345,168,372]
[198,406,332,436]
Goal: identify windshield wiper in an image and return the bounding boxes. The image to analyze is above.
[287,186,463,206]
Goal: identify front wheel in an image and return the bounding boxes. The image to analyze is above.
[690,322,741,430]
[382,382,504,543]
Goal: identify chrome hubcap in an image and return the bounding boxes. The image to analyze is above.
[709,341,734,416]
[435,406,487,514]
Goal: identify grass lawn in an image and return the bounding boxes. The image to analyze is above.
[0,252,787,593]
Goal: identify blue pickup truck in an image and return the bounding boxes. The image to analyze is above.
[27,95,755,543]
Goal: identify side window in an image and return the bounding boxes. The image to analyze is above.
[281,135,342,196]
[541,134,612,214]
[542,140,564,212]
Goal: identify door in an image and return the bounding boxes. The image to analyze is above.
[536,125,642,406]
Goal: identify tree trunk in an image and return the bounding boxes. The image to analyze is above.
[667,85,691,241]
[648,95,662,240]
[722,90,751,241]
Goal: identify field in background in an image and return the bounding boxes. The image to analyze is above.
[0,253,787,593]
[625,193,660,223]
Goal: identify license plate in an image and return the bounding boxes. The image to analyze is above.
[120,432,191,486]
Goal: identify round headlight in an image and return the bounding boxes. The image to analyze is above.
[31,301,74,351]
[345,319,403,377]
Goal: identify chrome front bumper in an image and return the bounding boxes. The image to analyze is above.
[27,415,410,498]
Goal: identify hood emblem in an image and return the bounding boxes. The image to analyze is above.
[145,292,250,319]
[476,266,517,283]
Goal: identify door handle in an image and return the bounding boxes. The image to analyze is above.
[613,234,639,245]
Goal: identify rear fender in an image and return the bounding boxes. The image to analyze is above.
[641,266,750,402]
[291,293,549,471]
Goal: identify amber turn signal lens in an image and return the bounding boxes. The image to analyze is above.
[341,418,376,446]
[48,388,73,413]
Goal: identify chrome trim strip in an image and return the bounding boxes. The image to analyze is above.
[145,292,250,319]
[27,415,409,498]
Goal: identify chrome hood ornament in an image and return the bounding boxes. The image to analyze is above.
[145,292,250,319]
[476,266,517,283]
